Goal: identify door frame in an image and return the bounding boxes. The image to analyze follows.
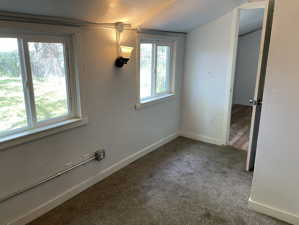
[223,2,267,157]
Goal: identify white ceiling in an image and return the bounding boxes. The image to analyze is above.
[239,8,265,35]
[0,0,168,25]
[0,0,248,32]
[142,0,247,32]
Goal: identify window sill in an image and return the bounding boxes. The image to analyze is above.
[0,117,88,150]
[135,93,175,110]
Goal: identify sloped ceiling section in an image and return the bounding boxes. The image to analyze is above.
[0,0,247,32]
[239,8,264,35]
[142,0,247,32]
[0,0,170,24]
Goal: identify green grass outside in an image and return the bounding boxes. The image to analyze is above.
[0,75,68,134]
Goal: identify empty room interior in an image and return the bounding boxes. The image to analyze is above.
[0,0,298,225]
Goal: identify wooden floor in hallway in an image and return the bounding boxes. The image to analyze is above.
[229,104,252,151]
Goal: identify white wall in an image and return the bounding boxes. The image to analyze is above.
[233,30,262,106]
[249,0,299,224]
[0,22,185,225]
[180,10,236,145]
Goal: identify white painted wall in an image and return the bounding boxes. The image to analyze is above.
[249,0,299,224]
[180,10,236,145]
[233,30,262,106]
[0,22,185,225]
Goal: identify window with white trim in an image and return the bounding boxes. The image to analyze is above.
[0,34,81,139]
[139,39,174,102]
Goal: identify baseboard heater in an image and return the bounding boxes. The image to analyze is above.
[0,150,105,204]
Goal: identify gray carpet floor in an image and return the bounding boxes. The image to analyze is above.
[28,137,288,225]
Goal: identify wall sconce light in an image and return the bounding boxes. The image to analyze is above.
[114,22,134,68]
[115,46,134,67]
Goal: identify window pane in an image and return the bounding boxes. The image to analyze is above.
[0,38,27,134]
[140,43,152,99]
[156,46,171,94]
[28,42,69,122]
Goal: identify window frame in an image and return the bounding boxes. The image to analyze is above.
[0,30,85,148]
[137,35,176,106]
[23,35,75,126]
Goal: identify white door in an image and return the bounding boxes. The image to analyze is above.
[246,0,275,171]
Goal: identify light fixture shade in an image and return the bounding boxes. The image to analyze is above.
[120,46,134,59]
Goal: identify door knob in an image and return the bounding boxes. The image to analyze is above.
[249,99,262,106]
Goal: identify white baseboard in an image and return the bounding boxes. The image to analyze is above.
[179,131,225,146]
[7,133,178,225]
[248,198,299,225]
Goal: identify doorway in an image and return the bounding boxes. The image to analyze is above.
[229,8,264,151]
[225,0,275,171]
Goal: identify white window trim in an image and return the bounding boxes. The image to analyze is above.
[136,33,177,109]
[0,118,88,150]
[0,26,86,150]
[135,93,175,110]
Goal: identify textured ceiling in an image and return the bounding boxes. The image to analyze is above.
[0,0,247,32]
